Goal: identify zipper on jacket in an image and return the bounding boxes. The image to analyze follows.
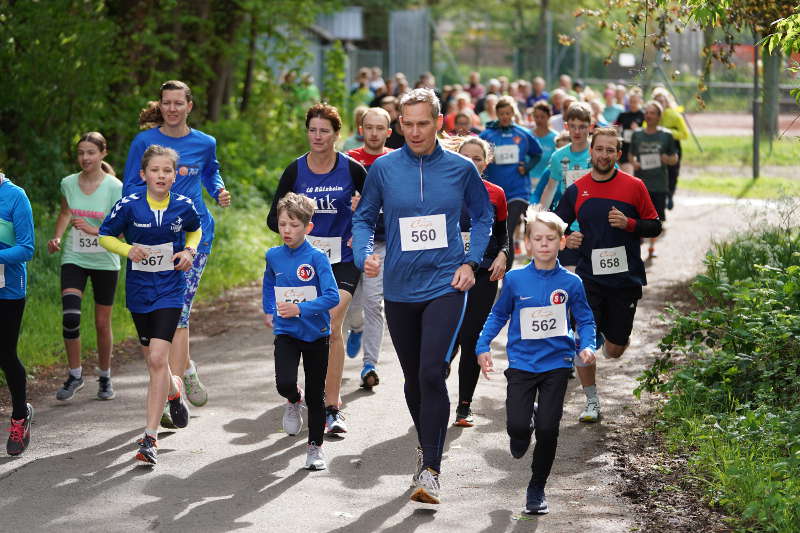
[418,155,424,203]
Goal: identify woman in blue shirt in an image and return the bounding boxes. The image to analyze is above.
[123,80,231,413]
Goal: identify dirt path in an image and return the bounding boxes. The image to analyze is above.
[0,191,768,532]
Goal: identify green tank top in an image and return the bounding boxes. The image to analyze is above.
[60,173,123,271]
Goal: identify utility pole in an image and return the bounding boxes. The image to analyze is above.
[753,33,761,180]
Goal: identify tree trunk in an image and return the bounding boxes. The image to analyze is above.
[761,47,781,138]
[240,14,258,114]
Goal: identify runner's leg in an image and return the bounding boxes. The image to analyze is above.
[0,298,27,420]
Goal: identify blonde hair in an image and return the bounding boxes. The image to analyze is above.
[277,192,316,226]
[456,136,493,164]
[141,145,178,171]
[524,206,567,238]
[361,107,392,128]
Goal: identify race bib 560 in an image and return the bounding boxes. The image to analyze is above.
[399,214,448,252]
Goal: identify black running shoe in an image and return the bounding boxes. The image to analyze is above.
[6,403,33,456]
[510,436,530,459]
[168,380,190,428]
[135,435,158,466]
[97,376,115,400]
[454,401,474,427]
[524,484,549,514]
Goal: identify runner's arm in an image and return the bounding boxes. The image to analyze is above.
[122,136,147,196]
[523,133,542,173]
[554,187,577,230]
[570,280,597,353]
[262,252,276,315]
[351,166,381,270]
[98,236,132,258]
[475,279,514,355]
[201,138,225,202]
[266,161,299,233]
[348,158,367,194]
[0,193,34,264]
[464,167,492,265]
[185,229,201,250]
[626,180,663,238]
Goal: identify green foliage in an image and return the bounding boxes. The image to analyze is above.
[323,40,348,114]
[683,135,800,167]
[638,219,800,531]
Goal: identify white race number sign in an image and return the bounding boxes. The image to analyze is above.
[399,214,448,252]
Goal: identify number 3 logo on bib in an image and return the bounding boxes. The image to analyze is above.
[399,214,448,252]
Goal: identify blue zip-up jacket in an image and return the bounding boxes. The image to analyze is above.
[262,240,340,342]
[123,128,225,254]
[352,142,493,303]
[480,122,542,201]
[0,176,35,300]
[476,260,596,373]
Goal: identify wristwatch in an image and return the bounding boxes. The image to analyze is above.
[464,261,479,273]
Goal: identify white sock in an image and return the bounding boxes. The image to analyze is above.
[144,428,158,439]
[583,385,598,402]
[183,360,196,377]
[97,367,111,378]
[69,367,82,379]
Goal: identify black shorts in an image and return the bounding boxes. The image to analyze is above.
[558,247,580,267]
[332,261,360,296]
[131,308,182,346]
[61,263,119,306]
[583,279,642,346]
[649,191,667,222]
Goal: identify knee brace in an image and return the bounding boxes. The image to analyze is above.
[62,293,82,339]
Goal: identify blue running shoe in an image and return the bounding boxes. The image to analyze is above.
[360,364,379,388]
[346,330,363,358]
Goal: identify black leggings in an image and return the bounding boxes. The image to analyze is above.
[450,269,498,404]
[385,291,467,473]
[0,298,27,420]
[274,334,329,445]
[505,367,570,488]
[507,199,529,262]
[131,308,182,346]
[667,141,682,198]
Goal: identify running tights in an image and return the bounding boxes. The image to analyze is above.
[385,291,467,473]
[0,298,27,420]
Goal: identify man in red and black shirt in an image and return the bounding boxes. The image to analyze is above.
[344,107,394,390]
[555,127,662,423]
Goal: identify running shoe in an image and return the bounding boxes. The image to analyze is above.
[647,247,658,259]
[346,330,363,358]
[135,435,158,466]
[160,403,176,429]
[55,374,84,401]
[530,402,538,431]
[283,396,305,436]
[183,362,208,407]
[168,379,190,428]
[454,401,474,427]
[410,446,423,486]
[524,484,549,515]
[305,443,327,470]
[97,376,115,400]
[325,406,347,434]
[410,467,441,504]
[579,398,601,423]
[6,403,32,456]
[510,436,531,459]
[360,364,379,388]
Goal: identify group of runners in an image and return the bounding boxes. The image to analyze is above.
[1,71,679,515]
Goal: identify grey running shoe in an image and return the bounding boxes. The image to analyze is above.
[56,374,84,401]
[97,376,115,400]
[524,484,549,514]
[135,434,157,466]
[410,446,423,486]
[183,362,208,407]
[305,443,326,470]
[283,399,305,436]
[579,398,601,423]
[6,403,33,456]
[410,467,440,504]
[325,406,347,434]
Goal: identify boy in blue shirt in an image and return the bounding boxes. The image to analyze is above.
[262,192,340,471]
[476,209,596,515]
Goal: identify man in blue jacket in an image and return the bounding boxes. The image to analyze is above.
[352,88,493,505]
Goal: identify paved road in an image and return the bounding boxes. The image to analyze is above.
[0,191,766,532]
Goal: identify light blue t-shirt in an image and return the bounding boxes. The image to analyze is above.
[549,143,591,232]
[531,130,558,180]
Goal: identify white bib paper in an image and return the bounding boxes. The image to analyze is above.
[591,246,629,275]
[640,153,661,170]
[565,169,585,188]
[0,263,5,289]
[72,229,103,253]
[399,214,448,252]
[131,242,174,272]
[461,231,471,255]
[623,129,633,143]
[494,144,520,165]
[274,285,317,305]
[520,304,567,340]
[306,235,342,264]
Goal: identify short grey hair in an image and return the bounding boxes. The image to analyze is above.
[399,88,441,120]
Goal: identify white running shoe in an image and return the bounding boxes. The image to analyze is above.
[579,398,601,423]
[283,398,305,436]
[325,407,347,434]
[410,446,423,486]
[183,362,208,407]
[305,443,326,470]
[410,467,441,504]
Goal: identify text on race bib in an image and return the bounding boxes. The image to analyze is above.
[520,304,568,340]
[623,129,634,143]
[72,229,103,253]
[306,235,342,264]
[0,263,4,289]
[591,246,629,275]
[494,144,520,165]
[399,214,448,252]
[131,242,174,273]
[274,285,317,307]
[639,153,662,170]
[461,231,471,255]
[565,169,585,187]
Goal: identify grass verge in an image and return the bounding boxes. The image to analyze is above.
[678,173,800,199]
[682,135,800,167]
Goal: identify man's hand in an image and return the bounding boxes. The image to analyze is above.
[217,188,232,207]
[128,245,149,263]
[578,348,596,366]
[451,264,476,291]
[477,352,494,379]
[47,237,61,254]
[565,231,583,249]
[276,301,301,318]
[364,254,382,278]
[263,313,274,328]
[173,250,194,271]
[488,252,507,281]
[608,206,628,229]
